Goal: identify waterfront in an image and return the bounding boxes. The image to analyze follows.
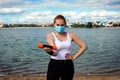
[0,27,120,76]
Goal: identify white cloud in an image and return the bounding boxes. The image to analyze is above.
[89,10,120,18]
[0,0,120,23]
[1,10,119,24]
[0,8,24,14]
[0,0,120,13]
[0,0,20,4]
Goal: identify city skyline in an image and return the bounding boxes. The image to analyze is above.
[0,0,120,24]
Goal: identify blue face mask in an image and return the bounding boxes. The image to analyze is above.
[55,26,65,33]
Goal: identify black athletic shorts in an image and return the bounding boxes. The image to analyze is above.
[47,59,74,80]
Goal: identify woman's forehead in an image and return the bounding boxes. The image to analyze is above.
[55,19,65,23]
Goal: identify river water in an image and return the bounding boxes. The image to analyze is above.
[0,27,120,76]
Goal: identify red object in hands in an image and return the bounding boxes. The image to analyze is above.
[38,44,57,50]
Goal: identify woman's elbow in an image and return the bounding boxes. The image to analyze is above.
[85,45,88,50]
[83,44,88,51]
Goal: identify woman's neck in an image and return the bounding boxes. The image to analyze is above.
[54,32,66,36]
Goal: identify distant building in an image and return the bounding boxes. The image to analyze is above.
[0,24,9,28]
[112,22,120,27]
[41,23,52,27]
[106,22,113,27]
[105,22,120,27]
[66,19,72,28]
[0,24,4,28]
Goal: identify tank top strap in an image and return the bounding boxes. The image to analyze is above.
[67,32,72,41]
[51,32,58,41]
[51,32,71,41]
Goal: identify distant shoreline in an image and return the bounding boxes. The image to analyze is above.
[0,26,120,29]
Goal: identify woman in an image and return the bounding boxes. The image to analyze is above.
[44,15,87,80]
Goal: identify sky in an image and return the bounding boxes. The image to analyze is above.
[0,0,120,24]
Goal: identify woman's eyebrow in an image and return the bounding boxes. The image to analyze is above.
[61,24,64,26]
[56,24,65,26]
[56,24,60,26]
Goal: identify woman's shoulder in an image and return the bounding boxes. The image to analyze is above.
[48,32,57,39]
[47,33,54,38]
[68,32,75,39]
[69,32,76,36]
[69,32,80,40]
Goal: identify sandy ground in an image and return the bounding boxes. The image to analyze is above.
[0,75,120,80]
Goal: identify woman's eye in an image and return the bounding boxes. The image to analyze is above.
[56,24,60,26]
[56,24,65,26]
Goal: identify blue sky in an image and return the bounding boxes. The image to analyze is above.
[0,0,120,24]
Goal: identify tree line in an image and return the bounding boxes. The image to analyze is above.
[2,22,120,28]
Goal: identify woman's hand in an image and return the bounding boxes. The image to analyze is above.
[44,47,52,52]
[66,54,76,60]
[44,47,57,56]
